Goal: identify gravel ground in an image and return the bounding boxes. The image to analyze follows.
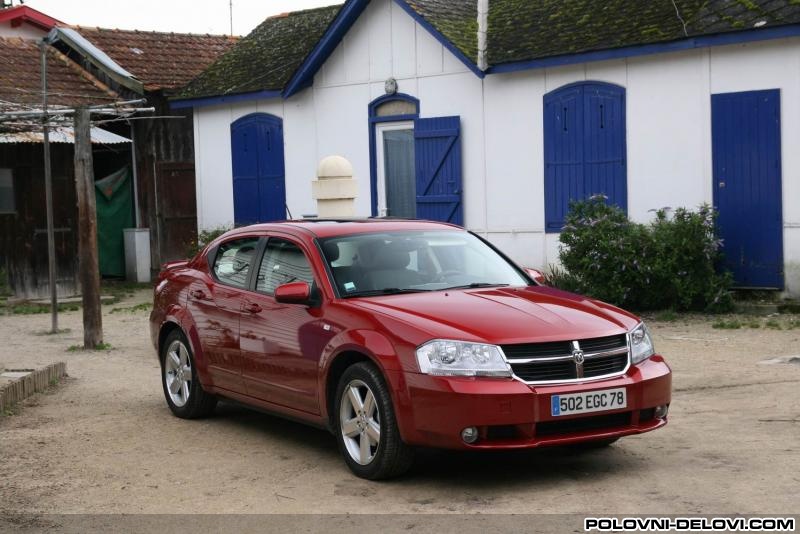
[0,290,798,527]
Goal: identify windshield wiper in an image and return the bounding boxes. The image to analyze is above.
[442,282,510,291]
[344,288,433,298]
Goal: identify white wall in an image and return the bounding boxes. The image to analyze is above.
[0,21,47,40]
[192,0,800,294]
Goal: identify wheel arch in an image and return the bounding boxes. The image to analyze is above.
[157,321,183,360]
[157,319,213,387]
[324,349,377,431]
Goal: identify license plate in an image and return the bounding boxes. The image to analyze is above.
[551,388,627,417]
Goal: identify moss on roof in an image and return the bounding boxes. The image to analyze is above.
[404,0,478,60]
[487,0,800,66]
[178,4,342,99]
[178,0,800,99]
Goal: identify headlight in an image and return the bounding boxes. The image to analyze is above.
[630,323,655,364]
[415,340,512,377]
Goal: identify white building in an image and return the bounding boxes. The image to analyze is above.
[174,0,800,295]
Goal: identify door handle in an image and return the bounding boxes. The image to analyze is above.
[244,302,262,314]
[190,289,206,300]
[718,181,726,189]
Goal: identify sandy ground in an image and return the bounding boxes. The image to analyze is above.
[0,290,798,527]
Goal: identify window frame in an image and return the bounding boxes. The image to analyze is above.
[368,93,420,217]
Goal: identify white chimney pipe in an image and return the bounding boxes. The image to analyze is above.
[477,0,489,71]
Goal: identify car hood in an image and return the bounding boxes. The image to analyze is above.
[347,286,640,345]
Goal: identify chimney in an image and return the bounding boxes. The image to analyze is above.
[477,0,489,71]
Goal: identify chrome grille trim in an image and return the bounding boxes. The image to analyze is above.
[505,346,628,365]
[501,334,631,385]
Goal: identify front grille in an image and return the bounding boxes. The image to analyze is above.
[536,411,632,437]
[502,334,629,383]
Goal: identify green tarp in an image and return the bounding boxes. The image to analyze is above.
[95,167,134,277]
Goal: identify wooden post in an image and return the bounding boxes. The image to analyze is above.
[73,107,103,348]
[40,40,58,334]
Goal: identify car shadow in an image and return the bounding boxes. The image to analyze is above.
[210,402,650,488]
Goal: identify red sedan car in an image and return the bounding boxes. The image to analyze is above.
[150,219,671,479]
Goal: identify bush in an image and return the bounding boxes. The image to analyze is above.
[554,196,733,313]
[185,225,232,258]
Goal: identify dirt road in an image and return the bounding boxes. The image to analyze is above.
[1,291,798,521]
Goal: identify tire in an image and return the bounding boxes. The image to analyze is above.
[334,362,414,480]
[160,329,217,419]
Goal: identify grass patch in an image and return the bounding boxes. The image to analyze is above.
[67,342,114,352]
[765,319,782,330]
[110,302,152,314]
[654,310,678,322]
[747,320,761,329]
[0,302,80,315]
[712,319,742,329]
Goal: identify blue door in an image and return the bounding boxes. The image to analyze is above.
[544,82,627,231]
[414,116,463,225]
[231,113,286,226]
[712,90,783,289]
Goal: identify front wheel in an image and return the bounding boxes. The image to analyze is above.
[161,330,216,419]
[334,362,413,480]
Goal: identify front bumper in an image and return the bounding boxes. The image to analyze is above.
[392,355,671,449]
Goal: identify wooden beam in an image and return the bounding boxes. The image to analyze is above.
[73,107,103,349]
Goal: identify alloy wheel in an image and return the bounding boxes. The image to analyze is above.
[164,339,192,408]
[339,379,381,465]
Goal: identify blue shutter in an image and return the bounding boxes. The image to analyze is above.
[414,116,463,225]
[231,117,261,226]
[544,82,626,231]
[712,90,783,289]
[231,113,286,226]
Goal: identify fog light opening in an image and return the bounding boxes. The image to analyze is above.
[461,426,479,444]
[654,404,669,419]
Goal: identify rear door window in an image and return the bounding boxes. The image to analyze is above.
[212,237,260,289]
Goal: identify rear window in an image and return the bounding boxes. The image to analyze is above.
[212,237,260,289]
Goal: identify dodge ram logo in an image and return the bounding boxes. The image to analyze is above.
[572,348,585,365]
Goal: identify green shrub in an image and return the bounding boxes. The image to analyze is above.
[555,196,733,312]
[185,225,232,258]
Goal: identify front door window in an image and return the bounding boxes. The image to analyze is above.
[376,122,415,218]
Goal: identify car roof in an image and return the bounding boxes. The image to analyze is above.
[223,218,463,239]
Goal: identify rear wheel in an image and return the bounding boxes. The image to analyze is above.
[161,330,216,419]
[334,362,413,480]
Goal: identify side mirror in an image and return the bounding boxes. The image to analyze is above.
[274,282,312,305]
[524,267,547,286]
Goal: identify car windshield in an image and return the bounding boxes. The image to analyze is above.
[319,230,530,297]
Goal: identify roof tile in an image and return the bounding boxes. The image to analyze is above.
[0,37,117,110]
[73,27,238,91]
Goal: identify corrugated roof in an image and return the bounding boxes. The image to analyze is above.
[177,5,342,100]
[0,125,131,144]
[0,36,118,108]
[72,26,239,92]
